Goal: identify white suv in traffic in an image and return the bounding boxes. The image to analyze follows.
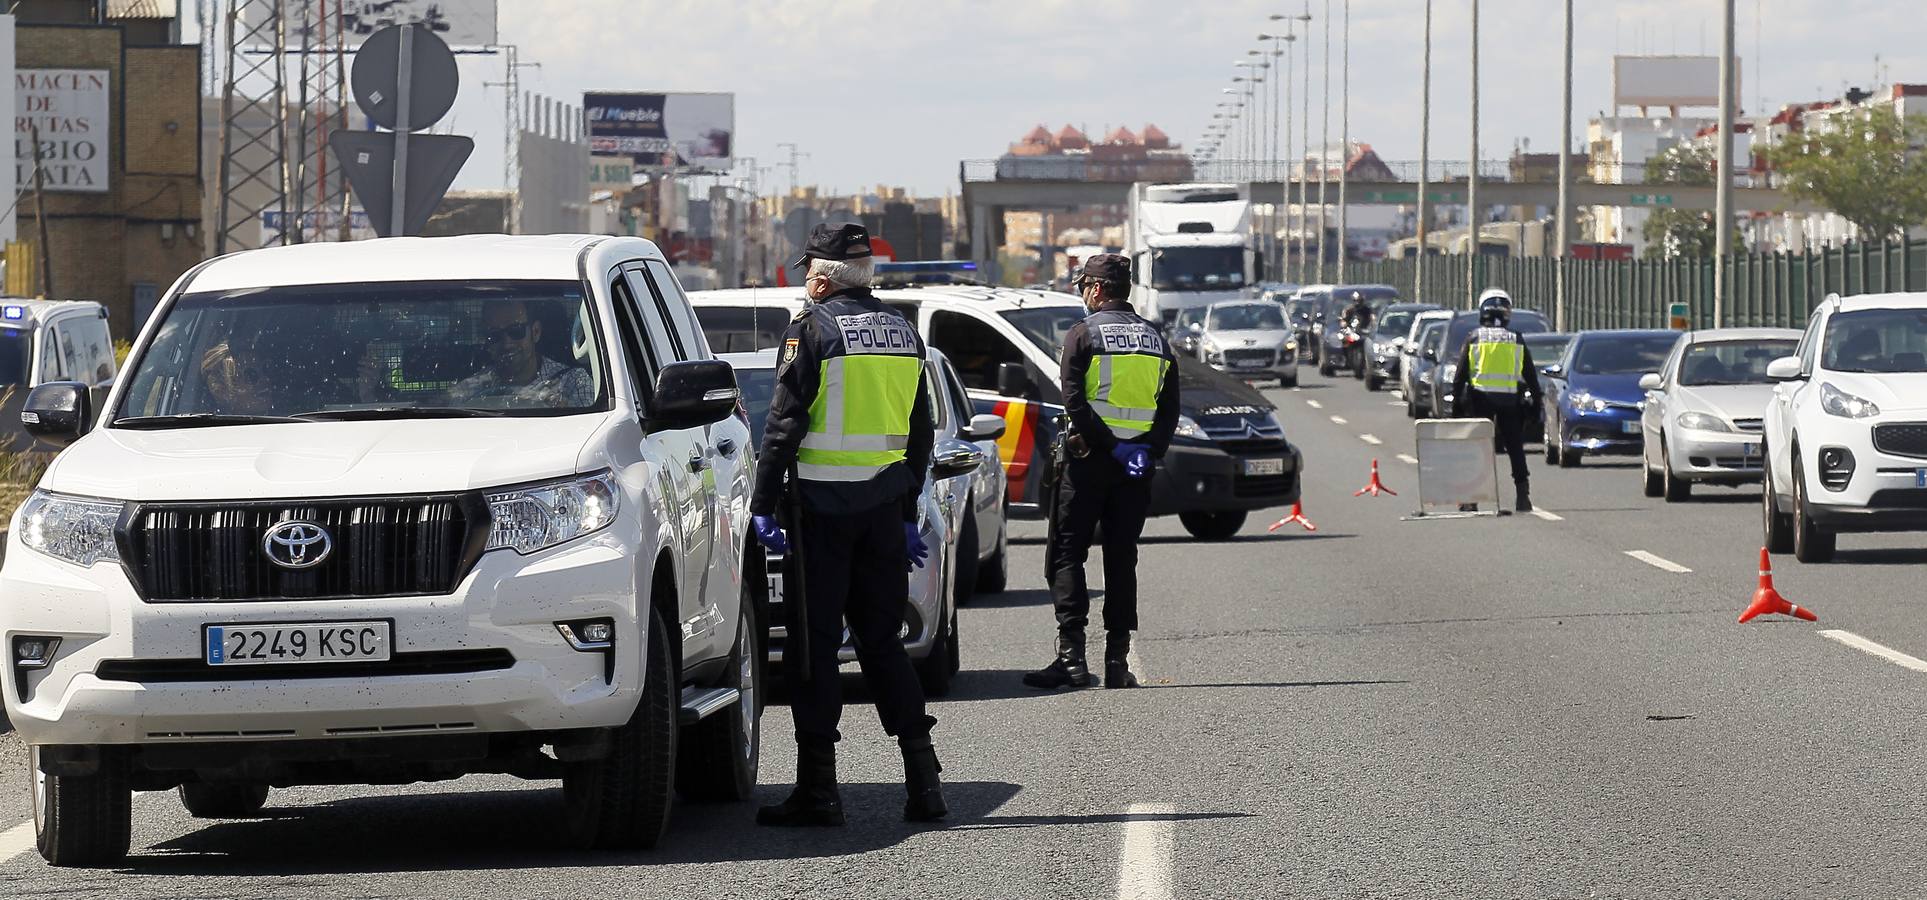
[1762,292,1927,562]
[4,235,763,865]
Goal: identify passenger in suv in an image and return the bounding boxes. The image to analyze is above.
[7,235,763,866]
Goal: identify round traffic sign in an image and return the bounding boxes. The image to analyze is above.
[351,24,460,132]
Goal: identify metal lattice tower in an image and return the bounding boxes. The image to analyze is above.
[215,0,290,254]
[287,0,350,243]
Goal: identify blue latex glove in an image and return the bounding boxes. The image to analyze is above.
[752,514,788,554]
[1110,442,1152,479]
[904,522,930,570]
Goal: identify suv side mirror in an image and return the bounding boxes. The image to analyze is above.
[996,362,1032,398]
[1766,356,1804,382]
[22,381,92,447]
[932,438,986,479]
[1637,372,1663,392]
[649,360,739,432]
[962,413,1006,442]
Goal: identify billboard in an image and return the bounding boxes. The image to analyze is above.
[584,92,734,173]
[16,69,109,195]
[1613,56,1736,110]
[252,0,499,49]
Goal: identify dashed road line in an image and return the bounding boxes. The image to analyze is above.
[1329,416,1348,425]
[1820,630,1927,673]
[1395,453,1419,465]
[1360,434,1383,445]
[0,820,33,864]
[1116,803,1176,900]
[1624,550,1691,573]
[1529,508,1564,522]
[1305,399,1323,409]
[1387,400,1403,406]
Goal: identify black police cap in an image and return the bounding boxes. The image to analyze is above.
[790,223,875,270]
[1077,253,1131,286]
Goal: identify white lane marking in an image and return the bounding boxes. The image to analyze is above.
[1305,399,1323,409]
[1329,416,1348,425]
[1360,434,1383,445]
[1530,508,1564,522]
[1117,803,1176,900]
[0,820,34,863]
[1395,453,1419,465]
[1820,630,1927,673]
[1387,400,1403,406]
[1625,550,1692,574]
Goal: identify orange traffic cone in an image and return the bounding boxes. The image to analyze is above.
[1354,459,1397,497]
[1268,501,1318,533]
[1738,547,1818,623]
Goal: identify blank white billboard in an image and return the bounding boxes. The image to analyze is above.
[1614,56,1737,110]
[251,0,499,49]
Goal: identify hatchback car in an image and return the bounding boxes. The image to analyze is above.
[1763,294,1927,562]
[1637,328,1800,500]
[1365,303,1442,392]
[1189,299,1298,385]
[1541,329,1681,466]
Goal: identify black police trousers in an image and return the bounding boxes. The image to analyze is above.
[1467,393,1531,484]
[787,500,935,747]
[1049,454,1152,636]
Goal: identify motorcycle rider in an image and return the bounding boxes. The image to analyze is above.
[1337,290,1374,374]
[1450,288,1541,513]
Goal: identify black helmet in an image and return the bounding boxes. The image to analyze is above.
[1477,289,1513,326]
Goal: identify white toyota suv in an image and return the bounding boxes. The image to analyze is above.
[3,235,763,865]
[1762,292,1927,562]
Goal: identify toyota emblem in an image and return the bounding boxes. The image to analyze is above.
[263,520,333,570]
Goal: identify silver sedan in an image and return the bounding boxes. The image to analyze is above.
[1637,327,1802,501]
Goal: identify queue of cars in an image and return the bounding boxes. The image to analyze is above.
[1302,282,1927,566]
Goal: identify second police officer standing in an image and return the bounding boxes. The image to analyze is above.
[749,223,948,826]
[1450,288,1541,513]
[1024,254,1180,691]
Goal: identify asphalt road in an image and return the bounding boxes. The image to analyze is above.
[4,369,1927,898]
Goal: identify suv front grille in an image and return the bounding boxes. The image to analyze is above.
[1873,423,1927,459]
[127,495,489,602]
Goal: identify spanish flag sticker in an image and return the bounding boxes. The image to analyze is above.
[783,338,799,364]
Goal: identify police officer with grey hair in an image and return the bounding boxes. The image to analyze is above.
[1025,254,1179,691]
[750,223,947,826]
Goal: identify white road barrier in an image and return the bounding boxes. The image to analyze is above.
[1411,418,1500,516]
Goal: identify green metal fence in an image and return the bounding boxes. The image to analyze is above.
[1339,238,1927,331]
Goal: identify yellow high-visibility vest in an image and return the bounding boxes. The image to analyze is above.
[796,310,922,483]
[1468,327,1524,394]
[1083,317,1170,439]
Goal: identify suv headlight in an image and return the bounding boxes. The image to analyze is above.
[1819,382,1880,419]
[487,471,619,555]
[18,491,124,568]
[1567,390,1607,413]
[1174,414,1209,441]
[1676,411,1732,432]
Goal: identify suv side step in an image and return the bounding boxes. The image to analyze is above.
[678,686,740,726]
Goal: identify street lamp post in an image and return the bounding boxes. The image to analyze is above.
[1555,0,1573,330]
[1336,0,1351,283]
[1466,0,1480,308]
[1417,0,1432,303]
[1714,0,1736,328]
[1260,27,1297,283]
[1317,0,1331,285]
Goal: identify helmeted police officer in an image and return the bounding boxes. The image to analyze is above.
[750,223,947,825]
[1024,254,1180,691]
[1450,288,1542,513]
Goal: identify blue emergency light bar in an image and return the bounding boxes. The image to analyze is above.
[874,260,978,275]
[1,305,24,321]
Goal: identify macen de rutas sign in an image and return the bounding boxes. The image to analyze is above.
[16,69,110,194]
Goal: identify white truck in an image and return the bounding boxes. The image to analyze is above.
[1124,183,1256,326]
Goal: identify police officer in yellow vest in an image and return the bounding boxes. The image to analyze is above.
[1025,254,1179,691]
[750,223,946,826]
[1450,288,1542,513]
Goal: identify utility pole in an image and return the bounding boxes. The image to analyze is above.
[777,142,808,195]
[28,125,53,298]
[1555,0,1573,331]
[1317,0,1330,284]
[1297,4,1312,284]
[484,45,540,234]
[1714,0,1736,328]
[1466,0,1480,308]
[1417,0,1431,303]
[1336,0,1351,282]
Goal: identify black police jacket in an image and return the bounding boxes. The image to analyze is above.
[1058,300,1181,458]
[751,288,934,520]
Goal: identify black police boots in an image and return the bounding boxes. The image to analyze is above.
[1105,631,1140,689]
[1022,632,1096,690]
[1515,480,1534,514]
[900,735,948,823]
[756,741,845,827]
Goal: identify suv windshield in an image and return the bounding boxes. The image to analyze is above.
[1571,333,1682,376]
[116,280,608,423]
[1002,306,1087,358]
[1208,304,1284,331]
[1823,308,1927,373]
[1151,246,1245,290]
[1679,339,1799,385]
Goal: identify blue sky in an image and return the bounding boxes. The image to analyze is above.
[320,1,1926,196]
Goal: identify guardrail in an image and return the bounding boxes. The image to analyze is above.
[961,158,1684,186]
[1338,237,1927,330]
